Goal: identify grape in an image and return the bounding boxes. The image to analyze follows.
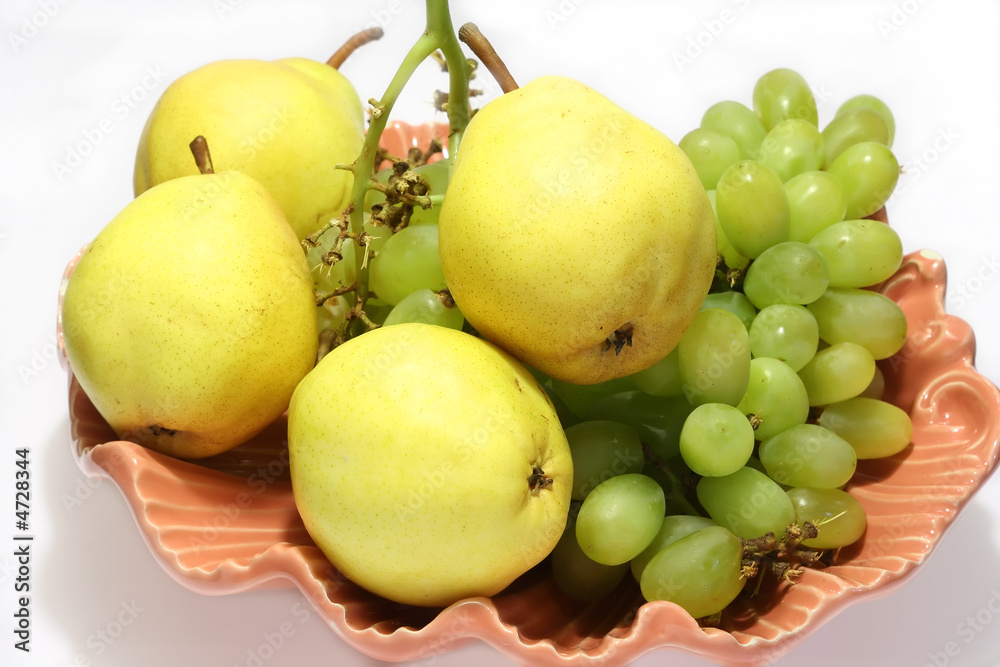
[382,288,464,330]
[576,474,666,566]
[630,514,717,583]
[409,161,450,226]
[639,525,745,618]
[697,466,797,538]
[307,214,392,294]
[316,295,350,333]
[741,241,829,309]
[716,160,790,259]
[679,128,743,190]
[701,100,768,160]
[679,403,755,477]
[860,365,886,400]
[710,193,752,274]
[785,170,847,243]
[677,308,751,407]
[787,487,868,549]
[551,505,630,601]
[369,224,446,305]
[808,219,903,288]
[826,141,899,219]
[564,420,645,500]
[550,375,637,419]
[752,68,818,130]
[755,119,824,182]
[700,291,757,332]
[797,341,876,406]
[836,94,896,146]
[758,423,857,489]
[817,396,913,458]
[807,288,907,359]
[736,357,810,440]
[631,347,683,397]
[748,304,819,371]
[586,391,693,461]
[821,108,890,168]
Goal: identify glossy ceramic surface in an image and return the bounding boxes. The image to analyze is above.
[59,123,1000,667]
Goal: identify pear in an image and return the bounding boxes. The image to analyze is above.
[288,323,572,607]
[438,75,716,385]
[62,171,318,459]
[134,57,364,239]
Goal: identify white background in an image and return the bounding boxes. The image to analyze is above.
[2,0,1000,666]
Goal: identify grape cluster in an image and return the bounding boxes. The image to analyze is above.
[308,156,461,342]
[545,67,913,620]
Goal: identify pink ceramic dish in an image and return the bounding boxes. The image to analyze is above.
[59,123,1000,666]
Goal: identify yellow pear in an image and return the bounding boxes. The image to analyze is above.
[439,75,716,385]
[134,57,364,239]
[62,171,318,459]
[288,323,572,607]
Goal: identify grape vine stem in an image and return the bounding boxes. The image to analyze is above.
[343,0,470,324]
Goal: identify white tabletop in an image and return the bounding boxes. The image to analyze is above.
[3,1,1000,665]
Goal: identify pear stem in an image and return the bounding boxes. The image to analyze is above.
[458,23,518,93]
[342,0,470,321]
[326,27,385,69]
[189,136,215,175]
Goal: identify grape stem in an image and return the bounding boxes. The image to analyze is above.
[641,443,702,517]
[341,0,470,331]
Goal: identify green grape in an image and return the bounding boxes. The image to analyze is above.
[797,342,876,406]
[630,514,717,583]
[369,224,446,305]
[576,474,666,565]
[586,391,693,461]
[382,288,464,330]
[758,423,857,488]
[696,466,797,538]
[710,192,752,274]
[631,347,683,397]
[551,505,630,601]
[826,141,900,219]
[316,295,350,333]
[736,357,810,440]
[860,365,885,399]
[752,68,818,130]
[716,160,790,259]
[677,308,751,407]
[700,291,757,331]
[821,108,890,168]
[785,170,848,243]
[550,375,637,419]
[786,487,868,549]
[836,94,895,147]
[409,161,451,226]
[679,403,755,477]
[808,219,904,288]
[701,100,768,160]
[564,420,645,500]
[748,304,819,371]
[640,457,696,516]
[755,119,824,182]
[639,525,745,618]
[679,128,743,190]
[741,241,829,309]
[807,288,907,359]
[817,396,913,459]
